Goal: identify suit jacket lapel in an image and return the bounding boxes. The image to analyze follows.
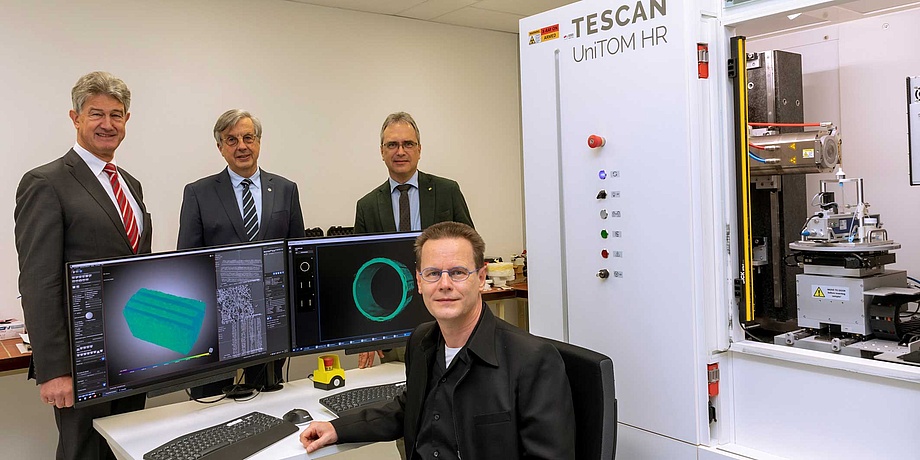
[418,171,435,229]
[216,169,249,242]
[64,149,132,249]
[375,181,397,232]
[258,170,275,240]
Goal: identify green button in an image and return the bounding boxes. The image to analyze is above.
[600,229,609,239]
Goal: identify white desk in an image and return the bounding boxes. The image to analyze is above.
[94,363,406,460]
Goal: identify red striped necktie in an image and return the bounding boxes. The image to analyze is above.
[103,163,139,253]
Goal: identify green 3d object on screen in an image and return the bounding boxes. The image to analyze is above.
[123,288,206,354]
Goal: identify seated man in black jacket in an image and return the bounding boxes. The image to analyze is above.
[300,222,575,459]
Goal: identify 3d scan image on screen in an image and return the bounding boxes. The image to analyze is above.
[123,288,207,355]
[288,232,434,354]
[352,257,416,322]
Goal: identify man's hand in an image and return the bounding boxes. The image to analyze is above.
[300,421,338,453]
[358,350,385,368]
[40,375,74,409]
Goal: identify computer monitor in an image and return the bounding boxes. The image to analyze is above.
[67,240,290,407]
[288,232,434,355]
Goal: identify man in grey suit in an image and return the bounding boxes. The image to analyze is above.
[178,109,305,398]
[15,71,151,460]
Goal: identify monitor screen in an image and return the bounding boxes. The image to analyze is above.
[67,240,290,407]
[288,232,434,355]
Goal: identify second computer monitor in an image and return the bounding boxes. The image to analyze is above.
[288,232,434,355]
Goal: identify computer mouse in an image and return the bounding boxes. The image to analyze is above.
[283,408,313,424]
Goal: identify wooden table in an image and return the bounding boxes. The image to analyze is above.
[0,338,31,373]
[481,282,529,330]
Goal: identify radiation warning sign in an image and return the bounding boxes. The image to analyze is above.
[529,24,560,45]
[811,284,849,301]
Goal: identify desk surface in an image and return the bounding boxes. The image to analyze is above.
[0,338,31,373]
[94,363,406,460]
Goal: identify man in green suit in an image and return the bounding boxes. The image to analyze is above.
[353,112,473,236]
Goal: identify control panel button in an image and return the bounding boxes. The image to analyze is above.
[588,135,606,148]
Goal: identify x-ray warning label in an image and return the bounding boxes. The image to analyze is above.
[811,285,849,301]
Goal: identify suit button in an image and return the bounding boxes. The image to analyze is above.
[433,414,440,421]
[433,450,439,457]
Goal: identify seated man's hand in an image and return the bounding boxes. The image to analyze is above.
[40,375,74,408]
[300,421,338,453]
[357,350,385,368]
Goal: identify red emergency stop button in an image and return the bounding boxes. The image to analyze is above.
[588,135,605,148]
[601,249,609,259]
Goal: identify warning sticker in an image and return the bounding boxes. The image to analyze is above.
[811,285,849,301]
[528,24,559,45]
[802,148,815,159]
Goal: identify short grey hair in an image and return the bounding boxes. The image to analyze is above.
[213,109,262,144]
[71,71,131,114]
[380,112,420,145]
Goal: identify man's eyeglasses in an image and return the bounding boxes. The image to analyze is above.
[223,134,259,147]
[382,140,418,152]
[418,266,482,283]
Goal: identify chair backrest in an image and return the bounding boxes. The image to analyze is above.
[542,337,617,460]
[304,227,324,237]
[327,225,354,236]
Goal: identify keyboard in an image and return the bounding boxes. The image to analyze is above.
[143,411,297,460]
[319,381,406,416]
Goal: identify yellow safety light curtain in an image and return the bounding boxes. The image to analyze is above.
[730,36,755,323]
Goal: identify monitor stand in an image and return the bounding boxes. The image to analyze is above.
[262,362,283,392]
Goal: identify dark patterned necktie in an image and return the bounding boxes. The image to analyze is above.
[242,179,259,241]
[396,184,412,232]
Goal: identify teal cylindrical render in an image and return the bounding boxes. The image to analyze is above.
[352,257,415,322]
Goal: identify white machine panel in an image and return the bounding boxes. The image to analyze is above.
[521,0,706,445]
[909,76,920,185]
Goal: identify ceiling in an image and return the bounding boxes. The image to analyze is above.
[283,0,576,33]
[286,0,920,36]
[732,0,920,38]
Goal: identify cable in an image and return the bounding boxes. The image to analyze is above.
[748,142,767,150]
[783,252,804,268]
[741,323,767,343]
[748,122,822,127]
[748,152,767,163]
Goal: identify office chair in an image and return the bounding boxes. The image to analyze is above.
[304,226,324,237]
[327,225,354,236]
[542,337,617,460]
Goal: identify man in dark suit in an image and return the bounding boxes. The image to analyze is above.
[15,71,151,460]
[178,109,305,398]
[353,112,473,236]
[354,112,475,371]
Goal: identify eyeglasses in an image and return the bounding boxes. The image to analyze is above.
[382,140,418,152]
[223,133,259,147]
[418,266,482,283]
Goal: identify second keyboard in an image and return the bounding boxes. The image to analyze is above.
[319,381,407,416]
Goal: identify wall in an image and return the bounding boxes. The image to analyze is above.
[0,1,523,457]
[0,0,525,322]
